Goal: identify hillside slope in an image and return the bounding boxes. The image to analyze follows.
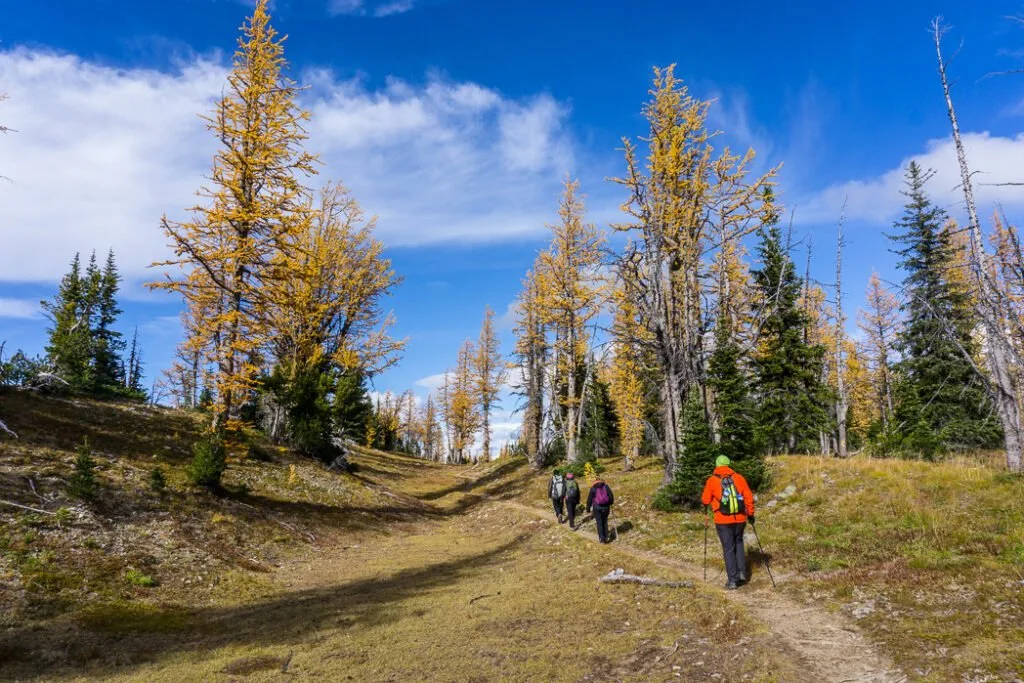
[1,393,1021,681]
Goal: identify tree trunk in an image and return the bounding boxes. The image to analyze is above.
[660,365,682,484]
[835,211,849,458]
[934,21,1024,472]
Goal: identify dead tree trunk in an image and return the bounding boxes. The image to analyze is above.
[835,206,849,458]
[934,19,1024,472]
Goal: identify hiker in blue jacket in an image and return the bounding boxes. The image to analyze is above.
[586,478,615,543]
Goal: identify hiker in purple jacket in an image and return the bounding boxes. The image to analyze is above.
[586,478,615,543]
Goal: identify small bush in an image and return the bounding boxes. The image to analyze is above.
[125,569,158,587]
[188,433,227,490]
[560,459,605,480]
[68,438,99,501]
[54,507,73,526]
[149,466,167,494]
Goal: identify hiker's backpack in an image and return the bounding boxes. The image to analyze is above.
[552,474,565,499]
[593,483,610,506]
[565,479,580,499]
[716,474,745,516]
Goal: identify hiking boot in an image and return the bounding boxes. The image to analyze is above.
[738,573,747,584]
[725,581,739,590]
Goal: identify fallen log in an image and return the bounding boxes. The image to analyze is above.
[600,568,693,588]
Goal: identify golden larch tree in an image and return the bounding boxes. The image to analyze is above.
[612,65,777,481]
[421,394,443,461]
[607,285,648,471]
[512,266,548,467]
[265,182,404,383]
[150,0,318,427]
[536,178,606,464]
[474,306,507,461]
[856,272,900,427]
[446,340,482,463]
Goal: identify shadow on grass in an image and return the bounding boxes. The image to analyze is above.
[0,533,531,679]
[0,390,199,462]
[415,458,529,502]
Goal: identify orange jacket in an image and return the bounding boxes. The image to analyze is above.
[701,466,755,524]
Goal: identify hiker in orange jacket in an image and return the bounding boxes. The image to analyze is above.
[701,455,755,589]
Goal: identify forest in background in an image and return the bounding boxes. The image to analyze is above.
[2,2,1023,504]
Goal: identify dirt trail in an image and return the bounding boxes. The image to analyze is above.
[468,473,906,683]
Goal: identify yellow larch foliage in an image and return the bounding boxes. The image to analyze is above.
[512,266,548,463]
[611,65,778,479]
[856,272,900,426]
[713,225,754,340]
[942,219,976,305]
[535,178,606,464]
[474,306,507,461]
[265,182,405,382]
[583,461,597,485]
[150,0,318,426]
[607,285,647,469]
[445,340,482,463]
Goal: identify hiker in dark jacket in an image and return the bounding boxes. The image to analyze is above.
[549,470,567,523]
[563,472,581,529]
[586,478,615,543]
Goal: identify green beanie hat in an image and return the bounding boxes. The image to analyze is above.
[715,455,731,468]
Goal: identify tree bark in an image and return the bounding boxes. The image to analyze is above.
[934,20,1024,472]
[835,209,849,458]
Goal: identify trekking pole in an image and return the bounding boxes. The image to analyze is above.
[749,520,776,588]
[703,521,708,582]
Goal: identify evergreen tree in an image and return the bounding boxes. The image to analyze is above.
[751,196,831,454]
[334,370,372,444]
[888,162,1001,454]
[124,327,145,397]
[92,250,125,393]
[654,393,716,510]
[707,322,754,462]
[578,370,618,463]
[42,253,93,390]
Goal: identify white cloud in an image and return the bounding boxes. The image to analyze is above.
[414,372,451,391]
[494,300,518,332]
[0,298,40,319]
[327,0,416,17]
[800,133,1024,225]
[0,49,575,285]
[373,0,414,17]
[498,95,572,173]
[0,49,225,284]
[327,0,364,15]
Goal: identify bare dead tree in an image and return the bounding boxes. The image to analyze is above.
[933,18,1024,472]
[835,200,849,458]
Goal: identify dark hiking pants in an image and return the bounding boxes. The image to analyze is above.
[566,496,580,527]
[716,522,747,584]
[552,498,564,519]
[593,506,610,542]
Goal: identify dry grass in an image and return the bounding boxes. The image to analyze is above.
[0,394,805,682]
[515,453,1024,682]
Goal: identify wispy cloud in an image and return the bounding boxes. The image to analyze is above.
[373,0,414,17]
[327,0,416,17]
[414,372,451,391]
[0,298,40,320]
[0,49,576,285]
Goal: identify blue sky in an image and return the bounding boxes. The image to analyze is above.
[2,0,1023,443]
